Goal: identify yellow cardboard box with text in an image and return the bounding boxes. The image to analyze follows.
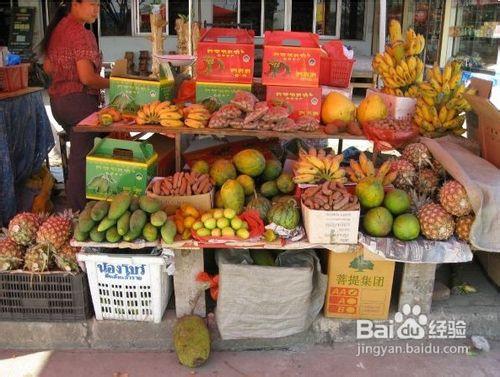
[325,246,395,320]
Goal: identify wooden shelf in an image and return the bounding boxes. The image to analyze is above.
[74,123,367,141]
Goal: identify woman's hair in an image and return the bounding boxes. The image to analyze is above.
[40,0,81,54]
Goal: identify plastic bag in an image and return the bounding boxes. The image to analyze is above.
[363,119,420,151]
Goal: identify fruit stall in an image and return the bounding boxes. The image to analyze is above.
[1,18,499,364]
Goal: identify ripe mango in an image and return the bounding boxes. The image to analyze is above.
[143,223,159,242]
[90,201,109,221]
[139,196,161,214]
[108,192,132,219]
[130,209,147,234]
[105,226,121,243]
[161,219,177,244]
[117,211,131,236]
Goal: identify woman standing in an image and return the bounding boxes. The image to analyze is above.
[41,0,108,211]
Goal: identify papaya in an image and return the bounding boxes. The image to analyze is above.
[151,210,168,227]
[261,159,282,181]
[139,196,161,213]
[191,160,210,175]
[108,191,132,219]
[220,179,245,214]
[209,159,237,186]
[260,181,279,198]
[129,196,140,211]
[173,315,211,368]
[105,226,121,243]
[90,201,109,222]
[89,226,106,242]
[276,173,295,194]
[214,190,224,208]
[130,209,147,234]
[161,219,177,244]
[73,224,89,242]
[117,211,131,236]
[142,223,159,242]
[123,229,141,242]
[246,192,271,221]
[78,209,95,233]
[236,174,255,196]
[97,216,117,232]
[233,149,266,177]
[84,200,98,211]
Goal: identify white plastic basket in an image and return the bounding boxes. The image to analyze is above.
[77,251,172,323]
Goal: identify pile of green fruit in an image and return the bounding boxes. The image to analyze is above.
[192,208,250,240]
[192,149,296,218]
[74,192,177,244]
[356,177,420,241]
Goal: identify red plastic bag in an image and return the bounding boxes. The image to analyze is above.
[322,40,348,60]
[173,79,195,104]
[363,119,420,151]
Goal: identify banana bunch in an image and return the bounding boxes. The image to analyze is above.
[345,152,397,185]
[414,61,476,137]
[136,101,184,128]
[182,104,211,128]
[372,20,425,96]
[293,147,347,184]
[381,84,420,98]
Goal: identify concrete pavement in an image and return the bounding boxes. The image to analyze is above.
[0,341,498,377]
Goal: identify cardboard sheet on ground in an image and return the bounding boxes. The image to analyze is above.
[422,136,500,253]
[215,249,327,340]
[359,233,473,263]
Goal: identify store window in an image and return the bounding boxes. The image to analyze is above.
[291,1,314,32]
[211,0,237,27]
[264,0,285,32]
[136,0,167,34]
[315,0,338,36]
[240,0,262,36]
[100,0,132,36]
[168,0,189,35]
[340,0,364,40]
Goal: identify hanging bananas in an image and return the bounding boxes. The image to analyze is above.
[414,60,477,137]
[293,148,347,184]
[372,20,425,97]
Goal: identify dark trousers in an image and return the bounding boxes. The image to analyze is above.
[50,93,103,211]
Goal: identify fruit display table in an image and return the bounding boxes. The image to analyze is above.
[0,87,54,226]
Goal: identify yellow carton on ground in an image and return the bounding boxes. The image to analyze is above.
[325,245,395,320]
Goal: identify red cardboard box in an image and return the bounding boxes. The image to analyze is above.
[266,85,322,120]
[262,31,321,87]
[196,27,255,84]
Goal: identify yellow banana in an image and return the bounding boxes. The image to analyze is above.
[184,119,206,129]
[438,106,448,124]
[422,105,433,122]
[349,160,365,179]
[443,64,452,84]
[295,165,320,175]
[142,104,151,117]
[187,112,210,121]
[382,53,395,68]
[305,155,326,171]
[159,111,183,120]
[293,174,318,184]
[389,20,403,42]
[376,160,391,180]
[431,65,442,84]
[160,119,184,128]
[430,78,442,92]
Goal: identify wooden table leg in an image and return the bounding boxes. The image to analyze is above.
[173,248,206,318]
[338,139,344,154]
[399,263,437,314]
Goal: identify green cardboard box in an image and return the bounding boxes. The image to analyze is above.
[196,81,252,104]
[109,59,175,106]
[86,138,158,200]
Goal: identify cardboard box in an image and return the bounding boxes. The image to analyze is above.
[321,84,353,100]
[366,88,416,119]
[464,93,500,169]
[138,133,175,177]
[146,177,214,214]
[301,202,360,244]
[266,85,322,120]
[195,81,252,104]
[325,246,395,320]
[196,27,255,84]
[262,31,321,87]
[476,251,500,287]
[86,138,158,200]
[109,60,175,106]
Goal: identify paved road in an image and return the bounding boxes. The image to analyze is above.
[0,341,498,377]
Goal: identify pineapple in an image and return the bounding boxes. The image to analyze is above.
[24,243,52,272]
[0,237,25,271]
[418,203,454,240]
[36,212,73,250]
[54,243,80,272]
[402,143,433,169]
[455,215,474,242]
[409,189,432,214]
[415,168,440,195]
[390,159,416,189]
[432,159,447,178]
[439,180,472,217]
[8,212,42,246]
